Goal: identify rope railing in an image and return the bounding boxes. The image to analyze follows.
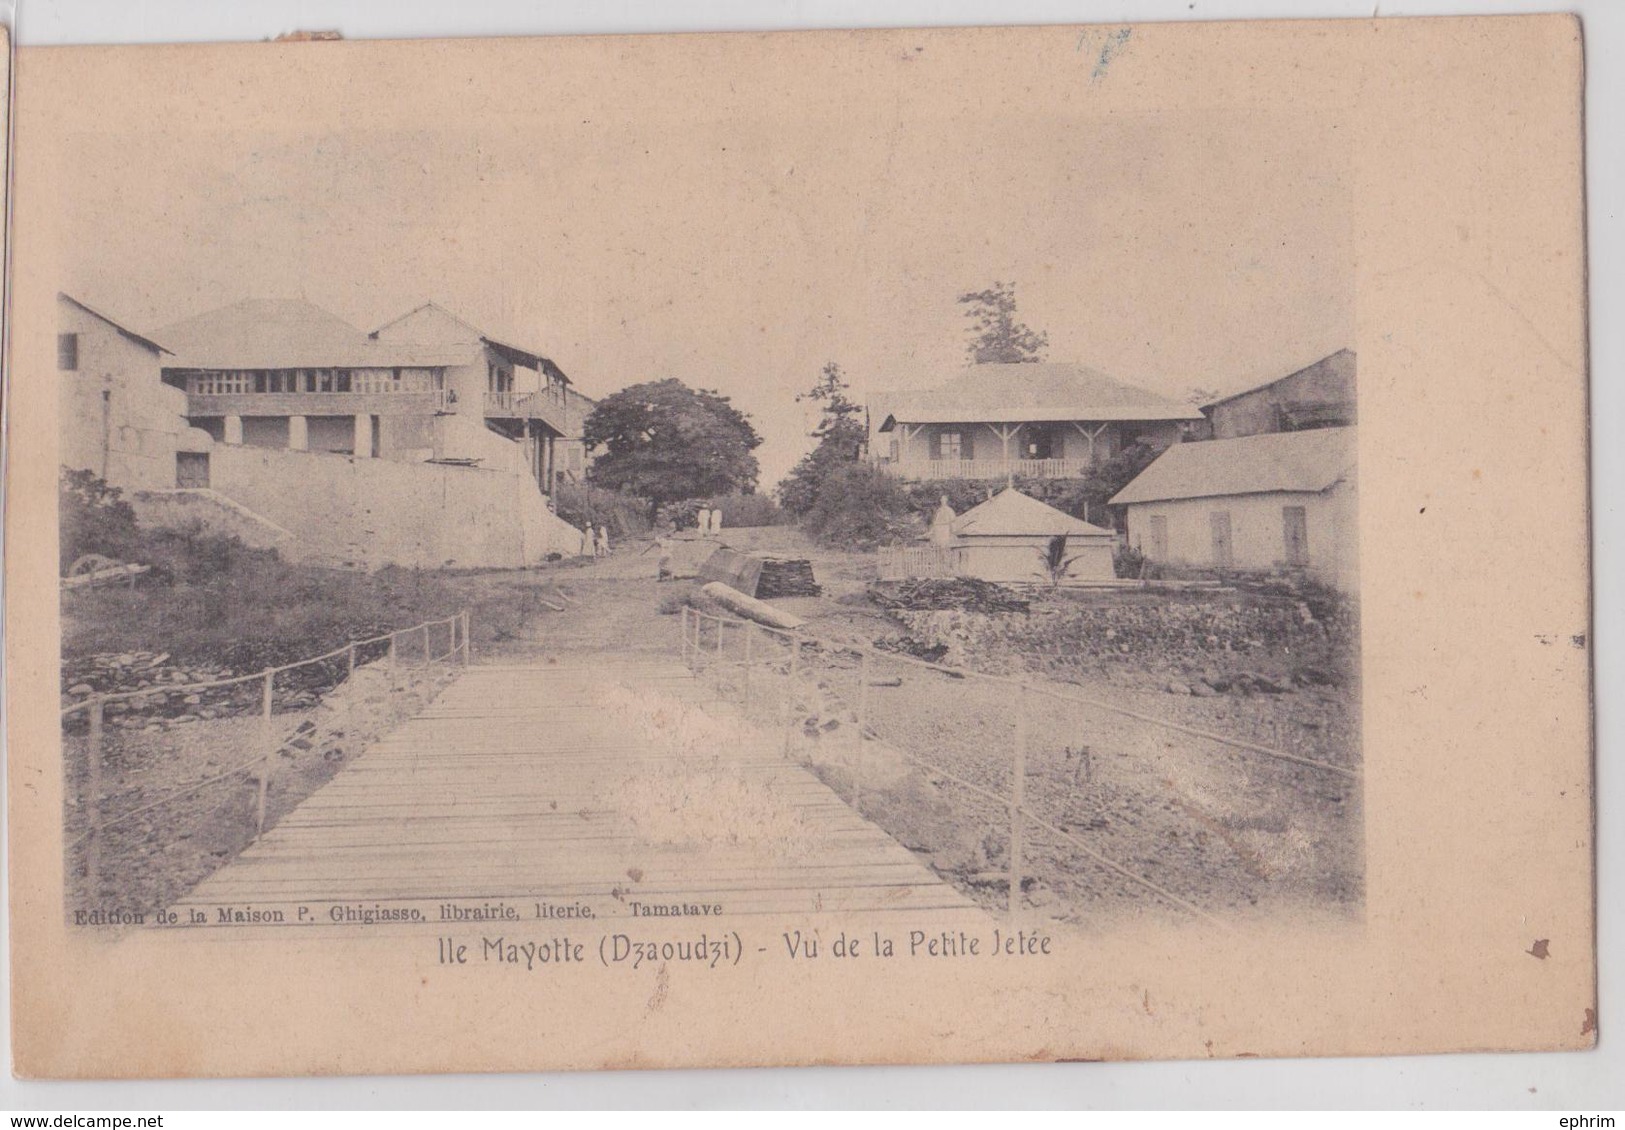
[678,603,1356,927]
[62,610,471,894]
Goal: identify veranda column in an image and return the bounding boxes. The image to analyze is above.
[353,414,371,457]
[224,415,243,445]
[288,415,308,451]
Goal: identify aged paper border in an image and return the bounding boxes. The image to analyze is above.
[2,5,1603,1097]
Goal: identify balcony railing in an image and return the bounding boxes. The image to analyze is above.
[483,386,568,418]
[877,457,1092,481]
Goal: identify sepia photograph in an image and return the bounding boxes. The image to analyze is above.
[3,7,1597,1091]
[53,101,1360,936]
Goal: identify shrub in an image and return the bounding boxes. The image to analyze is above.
[1113,543,1149,579]
[553,481,652,539]
[59,468,142,573]
[901,475,1120,529]
[702,492,783,528]
[801,464,920,549]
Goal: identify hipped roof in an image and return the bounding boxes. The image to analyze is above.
[157,298,464,370]
[952,488,1116,538]
[1110,427,1356,506]
[878,362,1202,429]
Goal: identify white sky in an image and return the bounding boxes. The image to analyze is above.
[48,32,1351,485]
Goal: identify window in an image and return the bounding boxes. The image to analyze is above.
[1283,506,1309,566]
[58,333,79,371]
[336,370,352,393]
[934,430,963,461]
[176,452,210,489]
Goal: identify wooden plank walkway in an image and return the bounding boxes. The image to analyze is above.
[172,659,978,920]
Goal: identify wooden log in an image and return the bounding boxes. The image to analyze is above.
[698,582,806,630]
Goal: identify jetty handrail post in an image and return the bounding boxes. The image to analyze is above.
[387,631,397,675]
[784,636,799,756]
[1009,680,1029,918]
[854,650,871,808]
[679,606,689,668]
[742,621,755,710]
[345,640,358,741]
[713,615,725,696]
[256,669,274,839]
[423,622,432,667]
[85,700,104,895]
[462,610,472,665]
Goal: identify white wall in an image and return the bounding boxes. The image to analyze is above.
[1124,481,1358,590]
[141,444,584,569]
[957,535,1116,583]
[58,298,187,491]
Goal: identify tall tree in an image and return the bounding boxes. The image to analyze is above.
[778,362,869,517]
[584,378,762,510]
[958,280,1048,364]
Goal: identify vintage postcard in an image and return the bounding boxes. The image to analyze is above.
[4,15,1592,1077]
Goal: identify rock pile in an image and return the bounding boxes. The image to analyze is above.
[755,558,821,599]
[60,651,331,732]
[869,578,1030,614]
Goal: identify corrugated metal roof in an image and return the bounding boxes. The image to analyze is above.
[877,363,1203,429]
[1109,427,1356,506]
[952,488,1116,538]
[157,298,465,370]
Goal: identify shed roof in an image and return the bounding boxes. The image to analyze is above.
[1109,427,1356,506]
[59,293,171,355]
[952,488,1116,538]
[878,363,1202,429]
[1200,348,1355,411]
[157,298,464,370]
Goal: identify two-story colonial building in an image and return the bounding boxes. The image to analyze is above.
[77,295,590,569]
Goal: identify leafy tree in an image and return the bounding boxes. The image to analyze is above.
[1081,442,1164,529]
[958,281,1048,364]
[584,378,762,512]
[778,362,869,517]
[1186,387,1223,407]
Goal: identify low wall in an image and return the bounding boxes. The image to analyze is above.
[138,445,583,569]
